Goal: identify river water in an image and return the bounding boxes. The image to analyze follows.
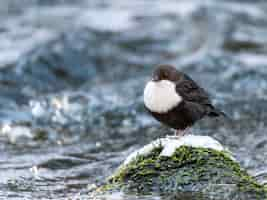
[0,0,267,199]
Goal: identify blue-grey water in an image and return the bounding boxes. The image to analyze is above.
[1,0,267,199]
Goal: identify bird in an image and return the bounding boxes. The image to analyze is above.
[143,64,225,136]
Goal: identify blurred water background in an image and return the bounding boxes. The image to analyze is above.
[0,0,267,199]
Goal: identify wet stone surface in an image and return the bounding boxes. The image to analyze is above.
[0,0,267,199]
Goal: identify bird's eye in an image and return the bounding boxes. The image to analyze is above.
[163,72,168,78]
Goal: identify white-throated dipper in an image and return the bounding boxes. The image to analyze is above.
[144,65,225,136]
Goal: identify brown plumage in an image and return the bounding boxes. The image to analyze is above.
[144,65,225,135]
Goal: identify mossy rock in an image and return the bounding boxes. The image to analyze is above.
[99,137,267,200]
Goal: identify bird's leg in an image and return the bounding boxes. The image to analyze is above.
[175,129,182,137]
[167,128,192,139]
[166,129,178,139]
[167,129,183,139]
[175,127,191,137]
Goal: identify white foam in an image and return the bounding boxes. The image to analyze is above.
[123,135,227,166]
[77,9,135,31]
[0,124,33,143]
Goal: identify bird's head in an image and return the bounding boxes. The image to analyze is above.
[152,65,181,82]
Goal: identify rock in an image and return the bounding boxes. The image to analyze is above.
[99,135,267,200]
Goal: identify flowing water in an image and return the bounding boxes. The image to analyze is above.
[1,0,267,199]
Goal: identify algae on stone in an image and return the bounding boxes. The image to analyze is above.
[100,138,267,199]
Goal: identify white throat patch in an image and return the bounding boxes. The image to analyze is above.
[144,80,183,113]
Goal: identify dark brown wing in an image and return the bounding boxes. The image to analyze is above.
[175,74,212,106]
[175,74,225,117]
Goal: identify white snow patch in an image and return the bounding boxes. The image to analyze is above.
[123,135,226,166]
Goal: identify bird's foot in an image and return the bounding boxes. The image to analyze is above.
[166,128,191,139]
[166,134,180,139]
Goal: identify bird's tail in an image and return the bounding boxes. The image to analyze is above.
[208,107,230,120]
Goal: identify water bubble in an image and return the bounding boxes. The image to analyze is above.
[30,100,46,118]
[96,142,102,148]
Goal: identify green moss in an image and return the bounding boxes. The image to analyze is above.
[100,145,267,199]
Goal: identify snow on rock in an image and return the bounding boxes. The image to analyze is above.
[123,135,226,166]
